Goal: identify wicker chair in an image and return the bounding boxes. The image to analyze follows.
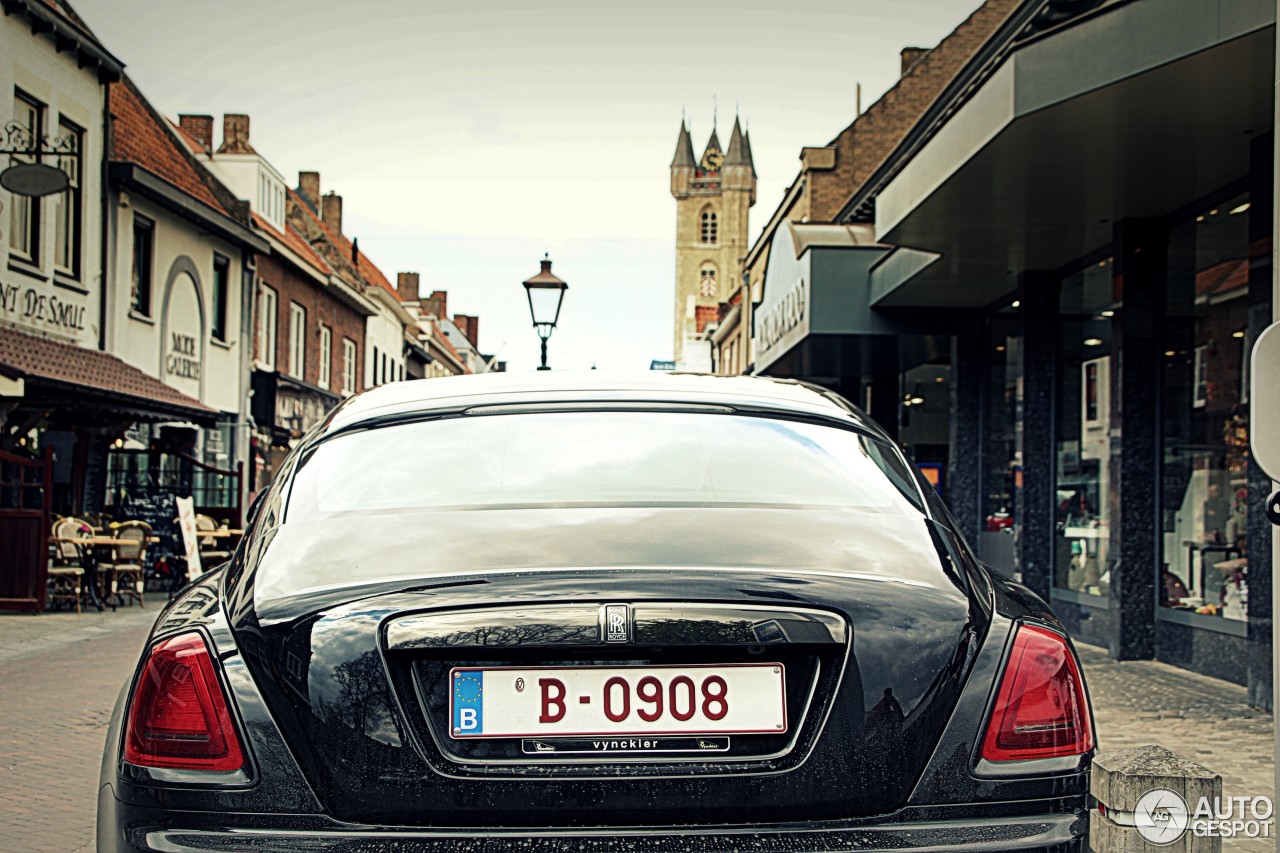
[105,521,151,608]
[47,516,90,613]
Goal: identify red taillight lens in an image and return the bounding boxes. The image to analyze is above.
[123,632,246,772]
[981,623,1093,761]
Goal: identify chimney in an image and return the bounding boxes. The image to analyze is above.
[397,272,420,303]
[454,314,479,348]
[177,115,213,152]
[900,47,929,76]
[216,114,255,154]
[322,191,342,235]
[422,290,447,319]
[298,171,321,211]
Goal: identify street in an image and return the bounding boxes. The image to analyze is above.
[0,609,1272,853]
[0,608,152,853]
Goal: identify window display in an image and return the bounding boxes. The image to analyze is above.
[1161,194,1251,621]
[1054,259,1117,597]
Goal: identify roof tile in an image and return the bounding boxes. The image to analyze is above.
[109,78,228,214]
[0,324,215,415]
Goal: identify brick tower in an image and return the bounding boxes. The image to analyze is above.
[670,116,755,366]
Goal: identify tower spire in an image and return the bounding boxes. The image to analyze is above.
[725,116,749,167]
[670,118,695,168]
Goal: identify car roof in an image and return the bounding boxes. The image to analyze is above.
[319,371,877,438]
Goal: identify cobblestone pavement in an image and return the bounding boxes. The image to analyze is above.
[1078,643,1275,853]
[1,609,1274,853]
[0,607,154,853]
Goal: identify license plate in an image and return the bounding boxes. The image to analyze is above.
[449,663,786,739]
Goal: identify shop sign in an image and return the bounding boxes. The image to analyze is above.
[276,386,331,439]
[166,333,201,380]
[757,277,807,358]
[162,272,203,400]
[0,281,87,337]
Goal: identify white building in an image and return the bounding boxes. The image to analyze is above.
[104,80,268,482]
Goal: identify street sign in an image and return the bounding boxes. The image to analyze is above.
[175,496,203,581]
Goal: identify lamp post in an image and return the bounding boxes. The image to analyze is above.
[522,254,568,370]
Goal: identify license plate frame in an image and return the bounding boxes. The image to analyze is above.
[448,663,787,740]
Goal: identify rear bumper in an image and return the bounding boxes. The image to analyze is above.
[100,792,1088,853]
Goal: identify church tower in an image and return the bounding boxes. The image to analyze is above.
[671,116,756,366]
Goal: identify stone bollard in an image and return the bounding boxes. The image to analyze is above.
[1090,744,1222,852]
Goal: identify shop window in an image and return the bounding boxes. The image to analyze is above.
[319,325,332,388]
[1054,258,1117,598]
[8,92,43,265]
[700,209,717,244]
[257,284,277,369]
[131,216,155,317]
[898,336,951,497]
[342,338,357,394]
[1161,194,1252,622]
[211,255,229,342]
[53,117,82,277]
[980,310,1022,575]
[288,303,306,379]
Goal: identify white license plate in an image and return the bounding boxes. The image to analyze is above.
[448,663,787,739]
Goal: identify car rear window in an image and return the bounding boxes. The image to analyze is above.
[284,411,925,519]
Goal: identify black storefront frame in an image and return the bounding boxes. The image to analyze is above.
[1003,173,1272,702]
[1147,164,1271,702]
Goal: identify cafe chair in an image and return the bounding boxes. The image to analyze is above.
[46,516,91,613]
[106,520,152,608]
[195,513,232,565]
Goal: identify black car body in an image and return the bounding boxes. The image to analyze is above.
[98,372,1094,852]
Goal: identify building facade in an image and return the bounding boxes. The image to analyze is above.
[178,117,383,493]
[740,0,1276,707]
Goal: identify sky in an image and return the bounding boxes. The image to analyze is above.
[72,0,981,372]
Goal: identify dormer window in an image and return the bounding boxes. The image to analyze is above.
[258,168,286,231]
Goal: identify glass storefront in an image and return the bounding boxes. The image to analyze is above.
[980,310,1022,575]
[898,336,951,498]
[1161,193,1252,622]
[1054,258,1117,598]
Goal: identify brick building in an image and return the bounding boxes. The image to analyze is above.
[396,275,468,379]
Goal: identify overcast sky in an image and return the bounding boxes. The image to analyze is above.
[73,0,979,372]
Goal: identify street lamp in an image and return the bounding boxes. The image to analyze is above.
[522,253,568,370]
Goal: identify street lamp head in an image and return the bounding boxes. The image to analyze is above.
[522,254,568,332]
[522,254,568,370]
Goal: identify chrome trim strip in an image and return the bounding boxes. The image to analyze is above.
[385,602,847,651]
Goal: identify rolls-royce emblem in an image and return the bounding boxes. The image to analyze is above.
[602,604,629,643]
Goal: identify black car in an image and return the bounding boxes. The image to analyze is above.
[98,372,1095,852]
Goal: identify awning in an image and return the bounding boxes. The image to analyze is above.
[0,324,219,424]
[869,0,1275,308]
[752,222,895,374]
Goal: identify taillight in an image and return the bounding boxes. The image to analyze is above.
[981,623,1093,761]
[123,632,246,772]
